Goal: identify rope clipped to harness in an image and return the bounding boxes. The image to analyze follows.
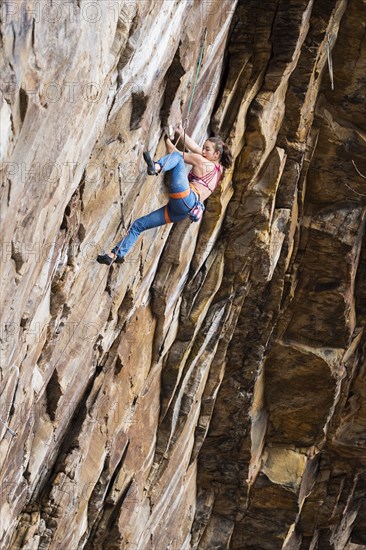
[113,27,208,255]
[159,27,207,172]
[180,26,207,225]
[187,201,205,222]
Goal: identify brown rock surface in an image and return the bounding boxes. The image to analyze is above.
[1,0,365,548]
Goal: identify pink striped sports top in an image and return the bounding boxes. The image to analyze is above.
[188,163,222,193]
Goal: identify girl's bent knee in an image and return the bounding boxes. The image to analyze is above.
[172,151,183,163]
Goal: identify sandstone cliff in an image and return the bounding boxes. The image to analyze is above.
[1,0,366,548]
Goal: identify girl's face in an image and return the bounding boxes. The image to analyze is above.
[202,140,221,162]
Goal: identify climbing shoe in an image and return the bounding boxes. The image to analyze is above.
[96,254,113,265]
[143,152,158,175]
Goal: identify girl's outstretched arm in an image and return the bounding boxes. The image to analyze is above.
[165,137,203,168]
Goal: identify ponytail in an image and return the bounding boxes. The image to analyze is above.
[207,136,233,169]
[220,142,233,169]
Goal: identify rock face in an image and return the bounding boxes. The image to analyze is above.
[1,0,365,548]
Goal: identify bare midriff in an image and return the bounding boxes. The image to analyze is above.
[189,182,210,202]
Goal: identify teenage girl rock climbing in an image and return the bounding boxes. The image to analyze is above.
[96,125,233,265]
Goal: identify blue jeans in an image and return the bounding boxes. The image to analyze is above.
[112,152,197,258]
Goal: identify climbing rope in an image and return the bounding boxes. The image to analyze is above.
[0,28,208,445]
[183,27,207,156]
[344,160,366,197]
[185,27,208,128]
[327,35,334,91]
[352,160,366,180]
[117,163,126,231]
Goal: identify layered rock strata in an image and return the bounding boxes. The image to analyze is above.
[0,0,365,549]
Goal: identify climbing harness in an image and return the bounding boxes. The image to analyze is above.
[160,27,207,171]
[115,26,208,249]
[187,200,205,222]
[161,27,208,226]
[175,187,206,223]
